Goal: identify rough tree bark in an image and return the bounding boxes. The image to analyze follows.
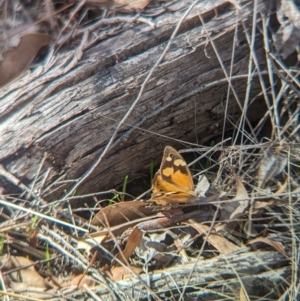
[0,0,271,199]
[65,244,292,300]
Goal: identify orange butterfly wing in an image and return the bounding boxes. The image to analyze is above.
[151,146,196,205]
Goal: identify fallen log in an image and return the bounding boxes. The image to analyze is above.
[0,0,270,199]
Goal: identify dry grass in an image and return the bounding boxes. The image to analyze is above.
[0,0,299,300]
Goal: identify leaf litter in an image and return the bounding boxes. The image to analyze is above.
[0,0,299,300]
[1,124,299,299]
[0,33,53,86]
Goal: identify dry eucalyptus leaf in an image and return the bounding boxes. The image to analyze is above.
[253,177,288,210]
[257,150,287,188]
[2,255,46,289]
[87,0,152,11]
[0,33,53,86]
[91,200,155,227]
[274,0,300,58]
[0,25,41,59]
[107,265,142,281]
[229,174,249,220]
[189,222,240,254]
[116,227,143,264]
[247,237,288,258]
[69,274,96,288]
[217,174,249,227]
[215,174,250,234]
[252,199,275,210]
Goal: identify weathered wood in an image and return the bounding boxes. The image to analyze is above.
[72,246,291,300]
[0,0,270,199]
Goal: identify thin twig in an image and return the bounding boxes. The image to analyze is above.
[0,165,47,205]
[0,200,88,233]
[28,152,47,205]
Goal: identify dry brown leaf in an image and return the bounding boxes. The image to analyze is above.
[29,229,38,247]
[257,150,287,188]
[113,211,201,265]
[9,269,46,288]
[107,265,142,281]
[116,227,143,264]
[87,0,152,11]
[274,0,300,59]
[137,209,203,231]
[253,176,288,211]
[5,255,35,270]
[229,174,249,220]
[2,255,46,289]
[0,33,53,86]
[91,200,155,227]
[275,176,289,194]
[252,199,275,210]
[217,173,249,232]
[69,274,96,288]
[189,222,240,254]
[233,174,248,200]
[247,237,288,258]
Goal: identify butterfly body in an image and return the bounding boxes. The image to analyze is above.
[151,146,197,205]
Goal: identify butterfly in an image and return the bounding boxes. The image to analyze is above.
[150,146,198,205]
